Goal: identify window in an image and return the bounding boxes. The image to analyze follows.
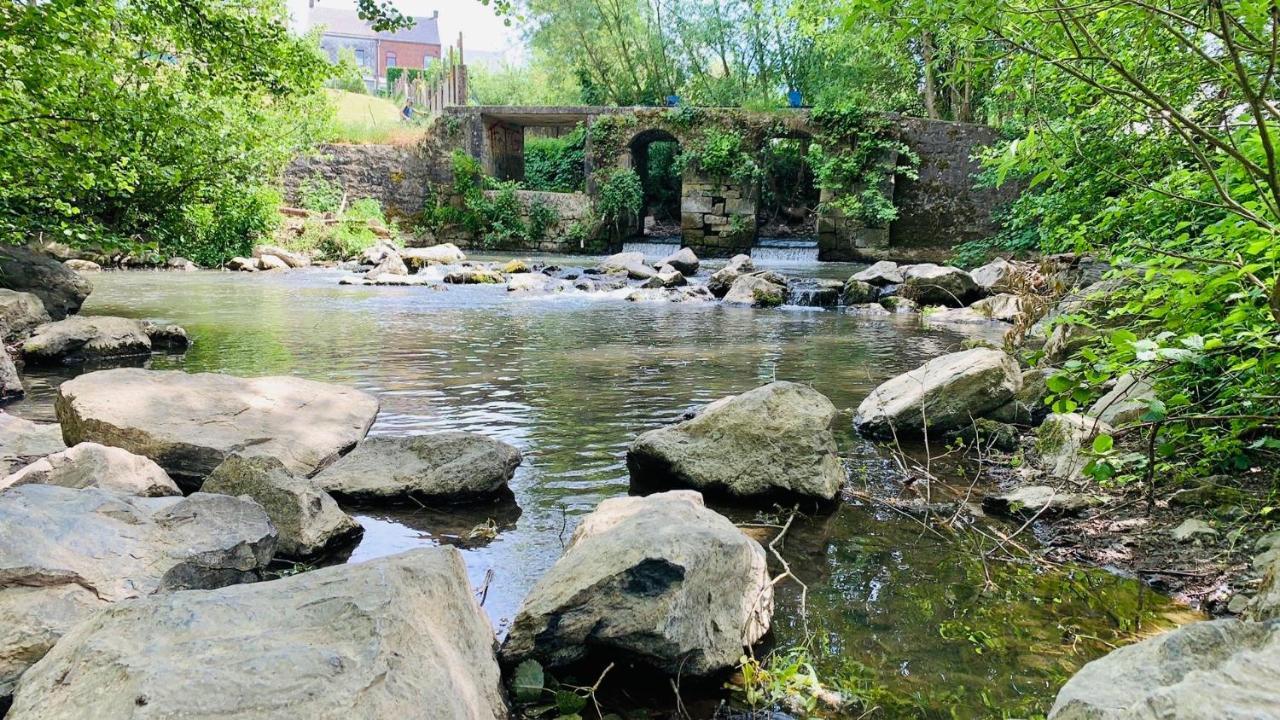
[354,48,366,66]
[386,52,397,68]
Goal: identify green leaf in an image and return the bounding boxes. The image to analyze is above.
[1092,434,1114,454]
[1046,374,1075,393]
[512,659,545,703]
[555,691,587,715]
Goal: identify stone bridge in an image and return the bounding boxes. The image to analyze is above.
[285,105,1019,261]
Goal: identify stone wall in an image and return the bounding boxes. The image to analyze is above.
[282,144,431,221]
[680,176,757,257]
[460,190,592,253]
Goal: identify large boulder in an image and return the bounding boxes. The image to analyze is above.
[1037,413,1113,481]
[252,245,310,269]
[363,250,408,280]
[707,254,754,297]
[203,455,361,560]
[255,254,291,272]
[500,491,771,677]
[0,486,276,698]
[723,272,787,307]
[0,414,66,476]
[0,352,21,403]
[596,252,656,280]
[1086,373,1155,427]
[0,245,91,320]
[0,290,50,340]
[658,247,700,275]
[854,348,1022,438]
[898,264,980,306]
[55,368,379,486]
[1048,619,1280,720]
[314,432,521,503]
[842,278,879,305]
[969,293,1028,322]
[851,260,904,286]
[0,442,180,497]
[969,258,1017,293]
[143,322,190,351]
[628,381,845,501]
[22,316,151,365]
[507,273,569,294]
[988,367,1054,425]
[6,548,507,720]
[402,243,466,269]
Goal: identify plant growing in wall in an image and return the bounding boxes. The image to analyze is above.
[808,103,918,227]
[677,127,763,186]
[594,168,643,240]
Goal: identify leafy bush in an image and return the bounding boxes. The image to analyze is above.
[297,177,345,214]
[595,169,643,239]
[524,126,586,193]
[162,186,281,267]
[807,102,917,227]
[679,127,762,185]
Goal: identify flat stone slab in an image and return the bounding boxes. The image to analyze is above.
[0,414,66,477]
[55,368,379,486]
[6,549,506,720]
[313,432,522,503]
[1,442,180,497]
[22,316,151,365]
[982,485,1104,518]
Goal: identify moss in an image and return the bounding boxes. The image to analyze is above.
[753,287,784,307]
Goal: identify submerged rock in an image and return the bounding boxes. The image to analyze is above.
[55,368,379,486]
[724,272,787,307]
[6,548,507,720]
[982,485,1103,518]
[628,381,845,501]
[22,316,151,365]
[1036,413,1113,481]
[788,278,844,307]
[143,322,190,351]
[0,245,92,320]
[0,442,180,497]
[500,490,771,677]
[1048,619,1280,720]
[0,486,276,698]
[898,264,980,306]
[0,290,51,340]
[659,247,700,275]
[501,258,531,274]
[707,254,755,297]
[444,267,505,284]
[854,348,1022,438]
[313,432,521,503]
[203,455,361,559]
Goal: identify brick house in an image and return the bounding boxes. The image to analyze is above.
[306,5,442,91]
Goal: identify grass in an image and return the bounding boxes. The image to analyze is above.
[323,89,425,145]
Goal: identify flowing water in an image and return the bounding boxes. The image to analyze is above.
[8,254,1195,718]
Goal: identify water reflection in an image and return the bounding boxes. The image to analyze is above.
[8,258,1190,717]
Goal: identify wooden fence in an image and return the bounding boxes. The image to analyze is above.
[392,35,467,115]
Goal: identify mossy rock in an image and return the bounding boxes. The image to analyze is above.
[1169,479,1250,510]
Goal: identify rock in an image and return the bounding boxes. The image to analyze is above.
[0,290,51,341]
[1,353,21,403]
[982,485,1103,518]
[371,274,432,286]
[501,258,531,274]
[707,254,755,298]
[142,322,190,351]
[6,548,506,720]
[787,279,843,307]
[357,241,398,266]
[969,293,1028,322]
[0,442,180,497]
[401,243,466,269]
[988,367,1054,425]
[0,245,92,320]
[362,250,408,280]
[1168,479,1249,510]
[879,296,919,313]
[0,486,276,698]
[898,264,980,306]
[851,260,903,286]
[658,247,700,274]
[724,273,787,307]
[953,418,1020,452]
[842,278,878,305]
[255,254,291,272]
[1086,373,1155,427]
[854,348,1022,438]
[22,316,151,365]
[1171,518,1219,542]
[252,245,309,269]
[507,273,567,293]
[1247,539,1280,621]
[847,302,891,316]
[641,267,687,288]
[62,259,101,273]
[56,368,379,486]
[1036,413,1113,481]
[597,252,656,280]
[500,490,771,677]
[443,267,505,284]
[226,256,258,272]
[203,455,361,559]
[1047,619,1280,720]
[165,256,198,271]
[313,432,521,503]
[969,258,1017,292]
[0,414,66,476]
[628,381,844,501]
[921,306,997,326]
[1042,322,1098,364]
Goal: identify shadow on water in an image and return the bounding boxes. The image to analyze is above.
[8,260,1199,718]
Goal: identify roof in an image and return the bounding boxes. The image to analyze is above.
[308,6,441,46]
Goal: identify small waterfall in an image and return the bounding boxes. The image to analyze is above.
[750,237,819,264]
[621,239,681,262]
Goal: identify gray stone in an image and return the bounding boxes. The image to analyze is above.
[143,322,190,351]
[1048,619,1280,720]
[0,414,66,477]
[847,302,891,316]
[1247,540,1280,621]
[313,432,521,503]
[1037,413,1113,481]
[203,455,361,559]
[786,279,844,307]
[252,245,310,269]
[443,267,505,284]
[0,352,20,403]
[0,486,276,697]
[641,267,687,288]
[6,548,506,720]
[363,250,408,280]
[507,273,568,293]
[842,278,878,305]
[982,485,1103,518]
[707,254,754,297]
[597,252,656,280]
[628,381,845,501]
[855,348,1022,438]
[401,243,466,269]
[659,247,700,274]
[0,442,180,497]
[358,241,399,266]
[723,273,787,307]
[255,254,291,272]
[851,260,903,286]
[22,316,151,365]
[56,368,379,486]
[165,257,198,271]
[970,293,1028,322]
[0,246,92,320]
[0,290,51,340]
[1042,322,1099,364]
[1171,518,1218,542]
[969,258,1017,292]
[880,296,919,314]
[899,264,980,306]
[988,367,1054,425]
[226,256,258,272]
[1086,374,1155,427]
[500,490,771,677]
[62,259,101,273]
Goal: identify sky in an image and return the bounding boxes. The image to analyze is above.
[286,0,524,54]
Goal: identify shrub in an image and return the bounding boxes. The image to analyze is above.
[524,125,587,193]
[298,176,344,214]
[162,186,281,267]
[595,169,643,239]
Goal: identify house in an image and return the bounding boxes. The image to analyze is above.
[305,5,442,90]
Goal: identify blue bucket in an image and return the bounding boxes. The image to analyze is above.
[787,90,803,108]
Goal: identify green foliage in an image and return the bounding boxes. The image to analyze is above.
[595,168,643,239]
[807,103,918,227]
[642,140,682,220]
[0,0,330,264]
[679,127,762,186]
[524,126,587,193]
[290,196,392,260]
[330,47,368,94]
[467,57,583,106]
[297,177,345,214]
[165,186,282,267]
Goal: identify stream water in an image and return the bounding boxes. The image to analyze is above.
[7,254,1195,718]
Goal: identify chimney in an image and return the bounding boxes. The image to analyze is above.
[432,11,439,19]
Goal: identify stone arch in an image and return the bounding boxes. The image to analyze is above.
[624,128,684,238]
[757,127,820,238]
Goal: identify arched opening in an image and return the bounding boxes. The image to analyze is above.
[758,132,819,238]
[628,128,683,239]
